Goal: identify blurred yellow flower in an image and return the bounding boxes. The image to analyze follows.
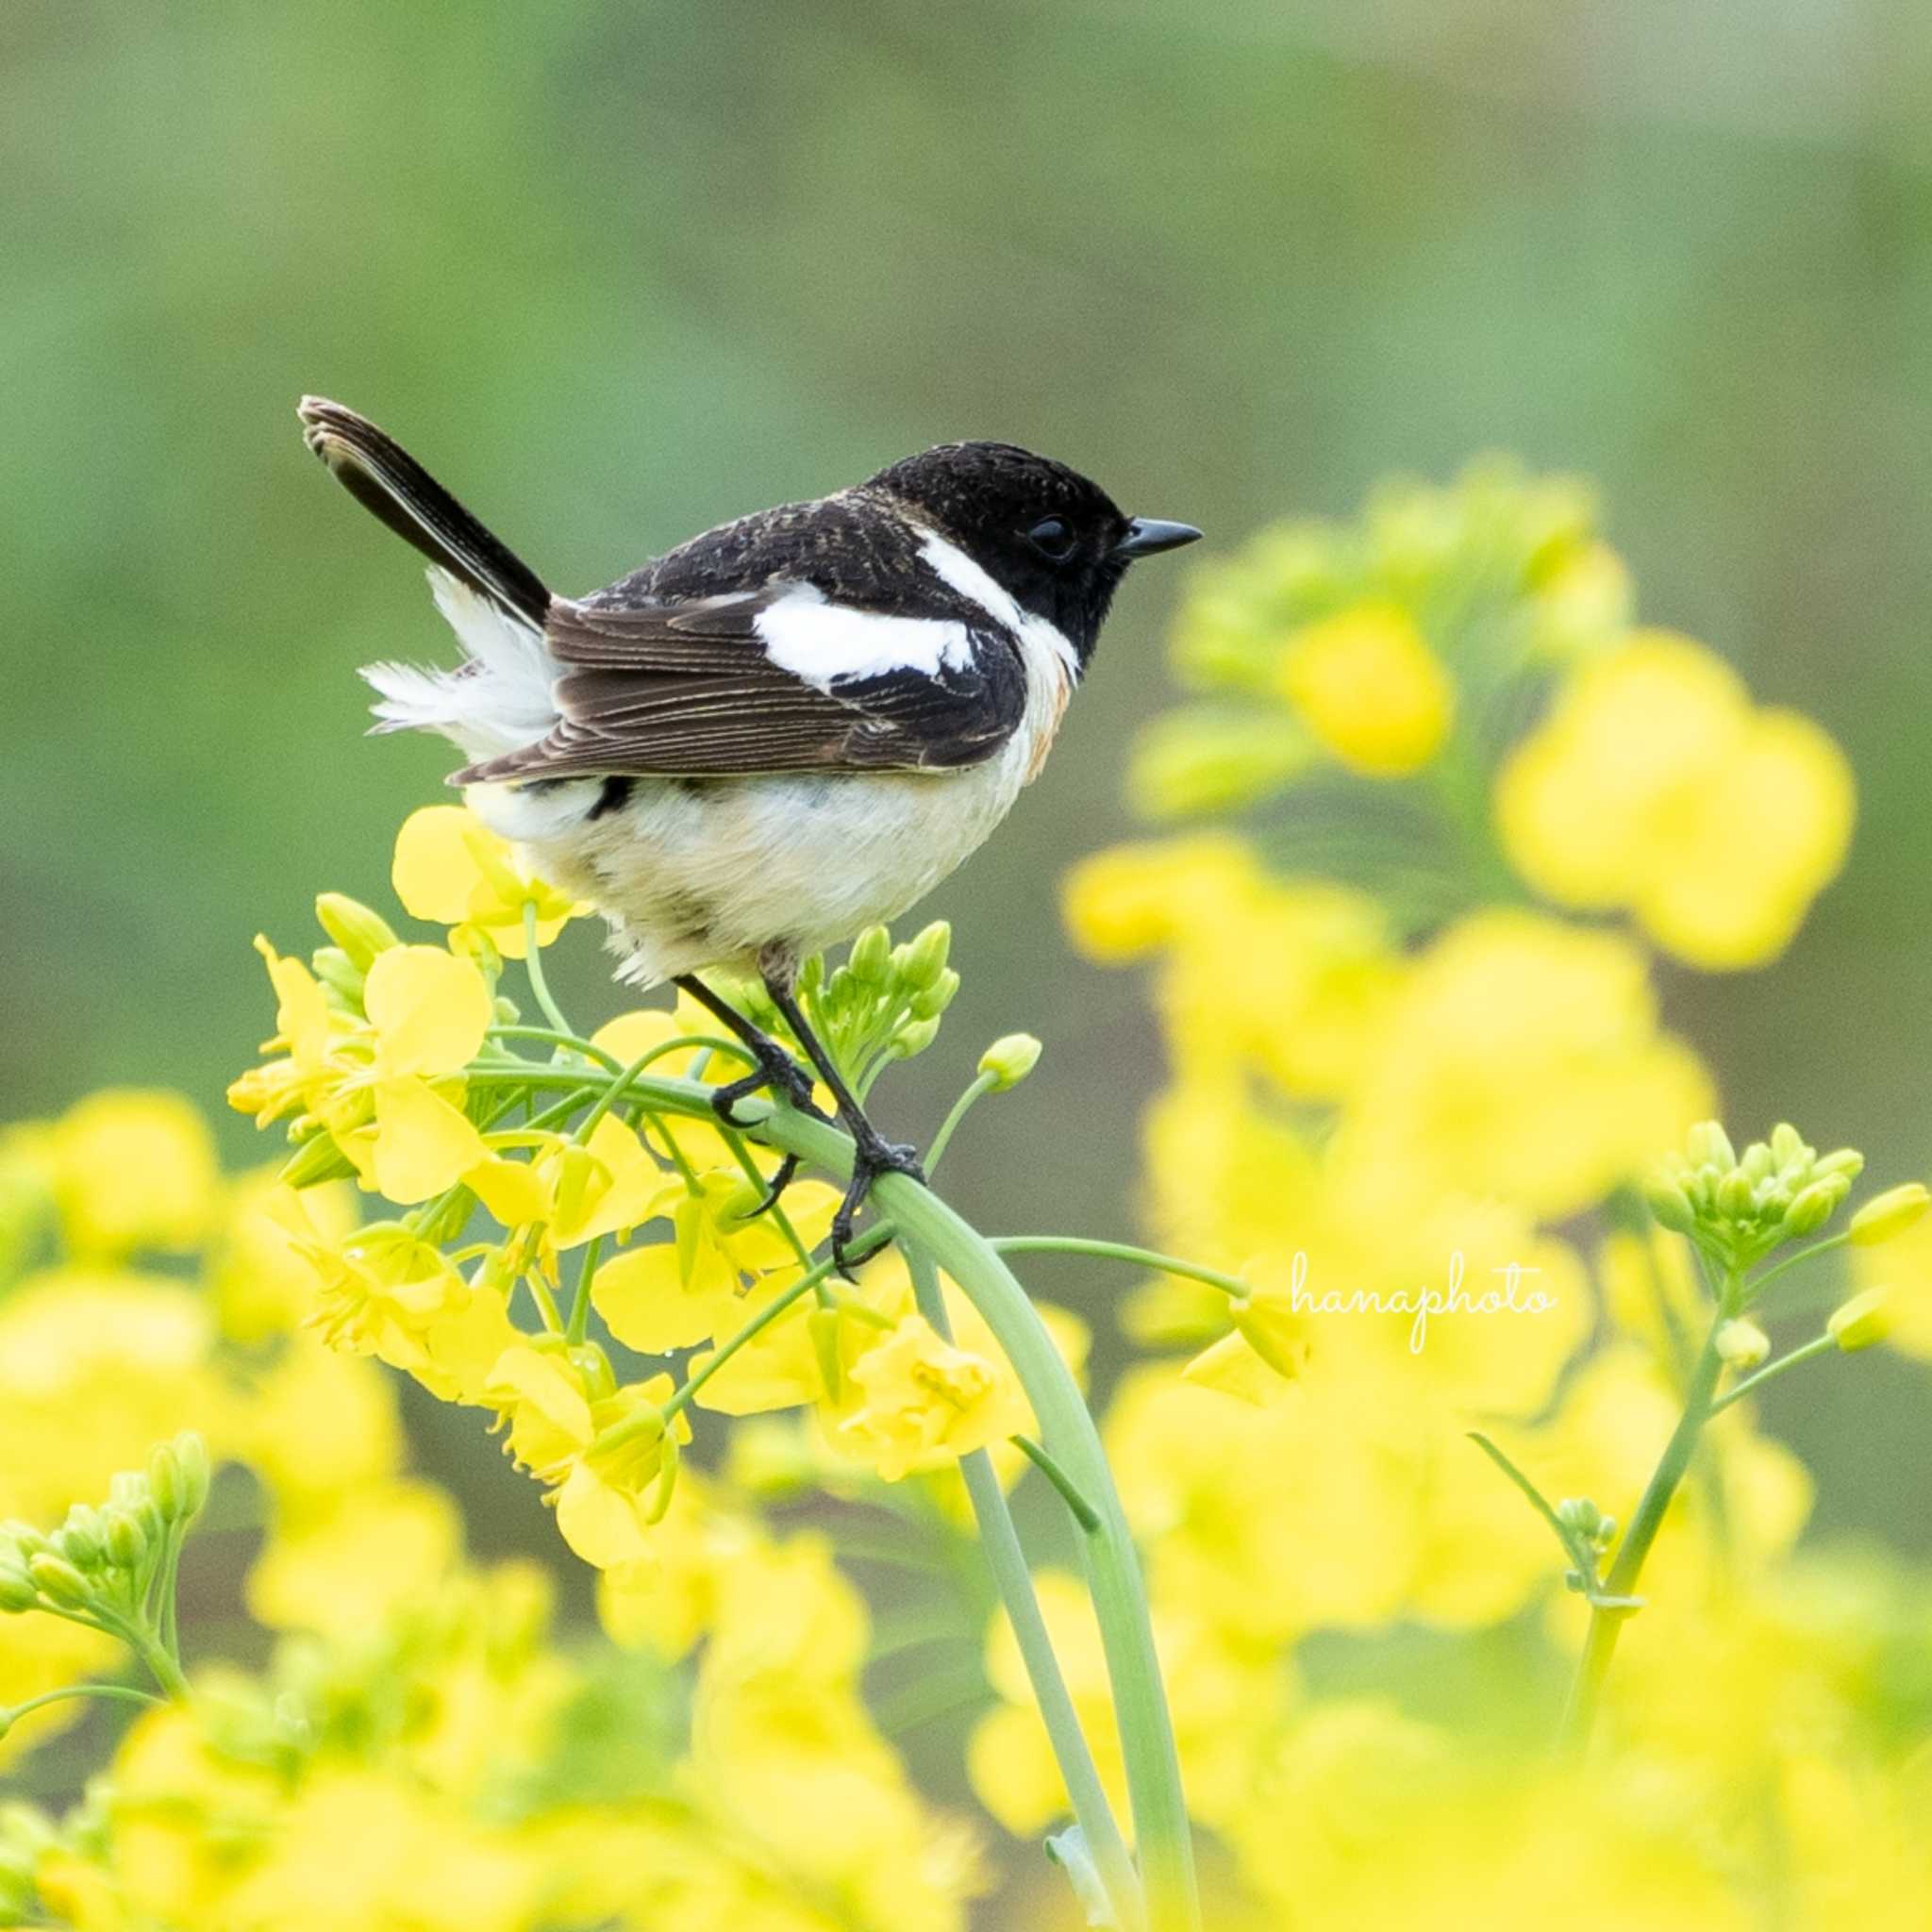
[49,1089,218,1257]
[1496,631,1854,968]
[1276,601,1454,776]
[1336,909,1711,1220]
[391,803,579,958]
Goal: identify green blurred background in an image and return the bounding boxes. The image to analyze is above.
[7,2,1932,1553]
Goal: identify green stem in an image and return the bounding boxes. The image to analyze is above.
[566,1236,602,1345]
[126,1624,192,1700]
[1012,1434,1102,1535]
[1708,1334,1837,1414]
[1740,1231,1849,1307]
[521,902,575,1036]
[487,1025,622,1070]
[905,1243,1141,1932]
[991,1236,1248,1300]
[3,1682,164,1724]
[925,1073,997,1174]
[1561,1309,1729,1756]
[653,1228,894,1427]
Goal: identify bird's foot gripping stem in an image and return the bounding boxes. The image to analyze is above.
[709,1041,825,1220]
[831,1127,925,1277]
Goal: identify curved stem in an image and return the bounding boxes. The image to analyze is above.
[4,1682,164,1724]
[521,902,575,1036]
[926,1073,997,1174]
[1740,1231,1849,1307]
[567,1236,602,1345]
[905,1243,1141,1930]
[1708,1333,1836,1414]
[991,1236,1249,1301]
[487,1026,623,1071]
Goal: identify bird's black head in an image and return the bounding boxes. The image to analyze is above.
[862,441,1200,668]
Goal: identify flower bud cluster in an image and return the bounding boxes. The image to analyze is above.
[1644,1121,1863,1271]
[0,1434,208,1622]
[737,922,961,1089]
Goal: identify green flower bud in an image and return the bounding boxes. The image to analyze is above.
[1715,1319,1771,1370]
[102,1508,148,1571]
[1740,1141,1776,1183]
[1769,1123,1807,1167]
[909,967,960,1021]
[978,1034,1043,1091]
[888,1017,941,1060]
[0,1562,39,1614]
[1642,1173,1696,1234]
[53,1508,106,1572]
[1813,1147,1866,1183]
[1555,1496,1605,1539]
[1848,1182,1932,1246]
[846,925,891,986]
[310,946,364,1003]
[26,1553,91,1610]
[1686,1122,1737,1172]
[897,922,952,992]
[315,892,400,972]
[1716,1170,1757,1222]
[1781,1181,1840,1239]
[147,1443,184,1522]
[1828,1289,1890,1352]
[279,1132,358,1190]
[173,1434,211,1522]
[568,1342,617,1403]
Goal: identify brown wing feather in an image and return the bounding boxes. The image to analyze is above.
[450,593,1024,785]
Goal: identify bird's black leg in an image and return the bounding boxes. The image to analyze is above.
[672,976,824,1216]
[758,967,924,1275]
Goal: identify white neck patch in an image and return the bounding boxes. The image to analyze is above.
[917,533,1080,680]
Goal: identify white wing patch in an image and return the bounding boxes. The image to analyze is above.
[753,582,976,690]
[361,566,559,759]
[917,532,1080,680]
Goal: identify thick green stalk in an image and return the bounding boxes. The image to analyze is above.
[904,1242,1143,1932]
[1561,1318,1726,1755]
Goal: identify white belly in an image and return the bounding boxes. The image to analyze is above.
[467,673,1062,984]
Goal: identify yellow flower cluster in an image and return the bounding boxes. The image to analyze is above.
[220,808,1071,1582]
[1130,458,1852,972]
[1044,465,1932,1924]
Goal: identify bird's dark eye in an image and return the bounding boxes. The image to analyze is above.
[1025,515,1075,561]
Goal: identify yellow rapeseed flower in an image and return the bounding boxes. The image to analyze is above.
[1275,601,1455,776]
[391,804,580,958]
[49,1089,219,1257]
[1496,631,1854,968]
[838,1313,1018,1481]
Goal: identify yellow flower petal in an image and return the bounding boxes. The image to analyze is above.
[364,945,493,1078]
[370,1079,489,1204]
[591,1241,729,1352]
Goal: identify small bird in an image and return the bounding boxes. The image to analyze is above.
[296,397,1199,1257]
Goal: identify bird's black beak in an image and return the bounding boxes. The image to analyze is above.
[1114,517,1203,559]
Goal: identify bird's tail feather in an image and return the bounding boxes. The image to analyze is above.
[297,396,552,629]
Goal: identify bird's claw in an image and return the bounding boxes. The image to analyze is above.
[709,1044,824,1129]
[829,1136,925,1278]
[739,1152,803,1221]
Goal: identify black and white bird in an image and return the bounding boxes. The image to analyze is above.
[296,396,1199,1256]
